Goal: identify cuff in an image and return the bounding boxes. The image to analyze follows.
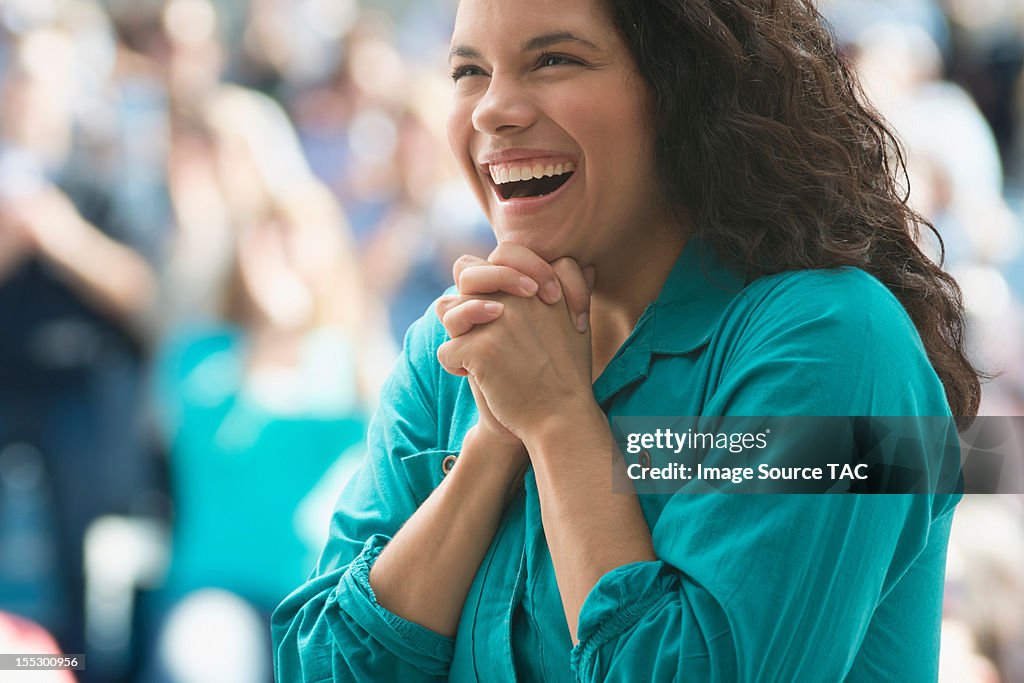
[332,534,455,666]
[570,560,674,675]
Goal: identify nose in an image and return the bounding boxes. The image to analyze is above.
[471,73,537,136]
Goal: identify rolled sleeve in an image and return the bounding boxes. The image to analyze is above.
[573,561,667,658]
[570,561,733,683]
[332,535,455,667]
[272,539,452,681]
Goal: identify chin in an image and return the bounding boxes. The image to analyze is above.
[493,225,579,262]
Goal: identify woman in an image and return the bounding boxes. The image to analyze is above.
[273,0,981,680]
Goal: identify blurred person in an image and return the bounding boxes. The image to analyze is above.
[851,22,1011,263]
[0,23,162,668]
[156,0,310,331]
[288,10,412,243]
[158,110,235,331]
[160,0,225,110]
[148,84,392,681]
[237,0,358,96]
[850,21,1024,417]
[275,1,981,681]
[360,89,497,341]
[940,0,1024,164]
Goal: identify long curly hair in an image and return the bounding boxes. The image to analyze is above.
[606,0,983,426]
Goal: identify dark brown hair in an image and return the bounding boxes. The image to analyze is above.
[606,0,983,426]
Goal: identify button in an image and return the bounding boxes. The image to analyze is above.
[442,454,458,475]
[639,449,651,469]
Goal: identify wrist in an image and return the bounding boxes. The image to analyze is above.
[522,400,609,464]
[458,425,528,487]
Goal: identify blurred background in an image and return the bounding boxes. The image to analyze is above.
[0,0,1020,681]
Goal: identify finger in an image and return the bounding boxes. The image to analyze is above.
[551,257,591,333]
[489,242,563,305]
[437,338,469,377]
[452,254,490,288]
[435,294,464,322]
[457,264,538,298]
[442,299,504,338]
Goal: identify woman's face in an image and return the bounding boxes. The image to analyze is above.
[447,0,666,264]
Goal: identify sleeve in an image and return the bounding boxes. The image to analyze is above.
[271,307,457,682]
[571,269,960,682]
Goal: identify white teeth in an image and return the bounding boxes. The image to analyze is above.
[489,160,576,184]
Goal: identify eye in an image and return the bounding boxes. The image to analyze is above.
[536,53,579,69]
[451,65,486,82]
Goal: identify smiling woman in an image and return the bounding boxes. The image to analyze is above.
[271,0,981,681]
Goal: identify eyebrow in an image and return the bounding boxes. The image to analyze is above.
[449,31,601,62]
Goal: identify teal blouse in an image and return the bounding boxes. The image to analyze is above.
[272,240,960,681]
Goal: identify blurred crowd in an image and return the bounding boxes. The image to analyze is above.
[0,0,1020,681]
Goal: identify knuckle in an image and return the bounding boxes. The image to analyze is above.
[551,256,580,276]
[441,306,464,332]
[437,340,459,370]
[499,265,521,284]
[453,254,478,281]
[435,295,456,317]
[487,244,506,261]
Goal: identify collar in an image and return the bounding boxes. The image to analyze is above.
[649,237,746,355]
[592,238,745,405]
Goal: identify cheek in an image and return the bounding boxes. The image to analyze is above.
[601,98,658,187]
[444,107,460,156]
[445,103,474,170]
[446,102,495,216]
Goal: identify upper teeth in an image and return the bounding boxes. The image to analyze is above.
[490,161,576,185]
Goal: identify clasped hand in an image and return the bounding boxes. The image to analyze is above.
[435,243,596,447]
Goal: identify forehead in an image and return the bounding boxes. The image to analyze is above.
[451,0,613,44]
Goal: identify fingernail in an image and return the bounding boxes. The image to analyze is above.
[484,302,504,315]
[576,312,589,333]
[542,281,562,303]
[518,276,538,295]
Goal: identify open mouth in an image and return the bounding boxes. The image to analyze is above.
[489,162,576,200]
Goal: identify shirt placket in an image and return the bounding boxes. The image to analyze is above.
[465,489,526,683]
